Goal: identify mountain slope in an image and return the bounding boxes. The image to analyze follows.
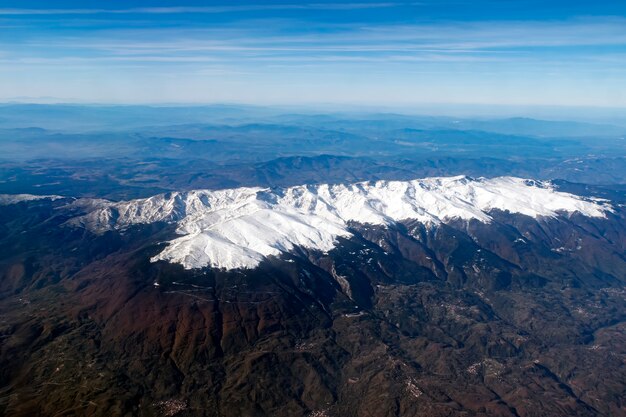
[0,179,624,417]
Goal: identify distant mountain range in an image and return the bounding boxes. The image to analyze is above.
[1,105,624,201]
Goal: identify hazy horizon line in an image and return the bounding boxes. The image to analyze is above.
[3,98,626,126]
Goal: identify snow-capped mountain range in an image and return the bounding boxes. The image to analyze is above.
[65,176,611,270]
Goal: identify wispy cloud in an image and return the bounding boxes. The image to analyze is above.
[0,3,420,15]
[9,17,624,71]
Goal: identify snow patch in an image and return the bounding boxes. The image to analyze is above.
[0,194,64,205]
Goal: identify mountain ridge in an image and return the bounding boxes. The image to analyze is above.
[68,176,611,270]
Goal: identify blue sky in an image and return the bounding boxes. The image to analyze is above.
[1,0,626,107]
